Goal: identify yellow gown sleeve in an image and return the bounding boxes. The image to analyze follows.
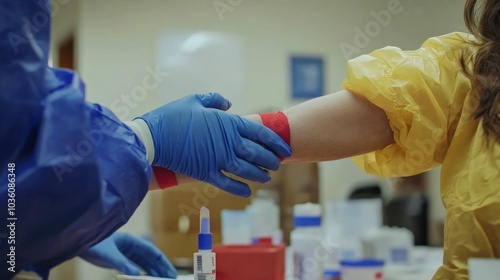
[342,32,472,177]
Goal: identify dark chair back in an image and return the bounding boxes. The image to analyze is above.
[384,193,428,246]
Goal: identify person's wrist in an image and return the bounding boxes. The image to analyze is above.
[152,167,178,189]
[244,114,263,124]
[258,111,291,146]
[123,119,155,164]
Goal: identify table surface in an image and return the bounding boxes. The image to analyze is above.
[117,246,444,280]
[384,246,443,279]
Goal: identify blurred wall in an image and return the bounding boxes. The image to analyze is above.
[50,0,79,67]
[50,0,465,279]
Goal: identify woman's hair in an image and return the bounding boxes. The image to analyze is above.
[463,0,500,143]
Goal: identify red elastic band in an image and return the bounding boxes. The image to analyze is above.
[259,112,291,161]
[259,111,291,146]
[152,167,178,190]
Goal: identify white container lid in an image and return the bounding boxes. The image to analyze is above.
[294,203,321,217]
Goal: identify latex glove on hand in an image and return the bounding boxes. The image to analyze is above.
[79,232,176,278]
[132,93,292,197]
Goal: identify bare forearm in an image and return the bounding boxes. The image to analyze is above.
[247,90,394,163]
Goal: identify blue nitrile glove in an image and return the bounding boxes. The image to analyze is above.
[134,93,292,197]
[79,233,177,278]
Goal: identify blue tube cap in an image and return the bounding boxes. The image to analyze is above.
[198,233,212,250]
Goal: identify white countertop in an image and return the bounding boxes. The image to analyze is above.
[383,247,443,280]
[117,246,443,280]
[117,276,193,280]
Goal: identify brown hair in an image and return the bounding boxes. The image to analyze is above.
[463,0,500,143]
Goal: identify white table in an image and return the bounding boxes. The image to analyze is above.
[117,247,443,280]
[117,276,193,280]
[383,247,443,280]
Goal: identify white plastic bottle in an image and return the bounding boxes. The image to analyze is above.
[291,203,323,280]
[246,190,280,243]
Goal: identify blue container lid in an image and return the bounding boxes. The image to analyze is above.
[324,270,341,277]
[294,216,321,227]
[340,259,384,267]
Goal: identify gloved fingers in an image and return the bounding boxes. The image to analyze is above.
[235,138,281,171]
[148,268,161,277]
[146,255,177,278]
[197,93,232,111]
[88,242,141,276]
[115,258,142,276]
[116,233,177,278]
[210,172,252,197]
[237,118,292,158]
[225,159,271,184]
[79,235,141,274]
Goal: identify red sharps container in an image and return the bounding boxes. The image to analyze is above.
[212,243,285,280]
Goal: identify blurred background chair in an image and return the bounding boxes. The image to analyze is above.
[347,176,429,246]
[348,184,383,200]
[384,192,428,246]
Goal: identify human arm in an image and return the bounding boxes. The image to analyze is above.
[1,2,291,276]
[0,1,152,277]
[250,34,469,177]
[145,89,393,189]
[143,90,391,189]
[128,93,291,195]
[245,90,395,163]
[148,172,193,190]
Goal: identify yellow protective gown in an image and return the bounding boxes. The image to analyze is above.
[342,32,500,279]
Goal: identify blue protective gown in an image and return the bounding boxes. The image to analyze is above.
[0,1,151,278]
